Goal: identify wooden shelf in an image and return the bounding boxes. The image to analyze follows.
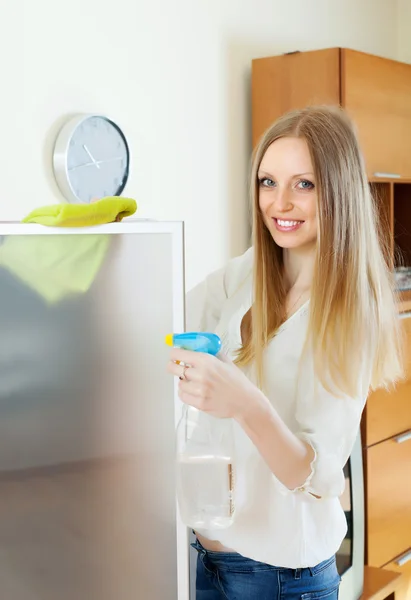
[361,566,403,600]
[369,178,411,184]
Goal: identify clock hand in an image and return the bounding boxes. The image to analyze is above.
[68,157,123,172]
[82,144,100,169]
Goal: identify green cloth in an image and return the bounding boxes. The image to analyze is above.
[22,196,137,227]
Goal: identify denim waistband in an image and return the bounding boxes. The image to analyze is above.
[191,537,337,577]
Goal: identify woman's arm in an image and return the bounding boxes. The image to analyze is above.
[237,361,368,498]
[168,350,316,491]
[236,392,316,491]
[168,349,368,499]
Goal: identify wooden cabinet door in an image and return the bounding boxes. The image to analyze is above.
[366,435,411,567]
[365,314,411,446]
[342,49,411,179]
[252,48,340,148]
[366,382,411,447]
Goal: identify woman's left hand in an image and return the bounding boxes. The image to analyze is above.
[167,348,263,420]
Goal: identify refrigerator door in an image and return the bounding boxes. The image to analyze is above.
[0,221,188,600]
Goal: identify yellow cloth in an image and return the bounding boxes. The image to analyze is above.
[0,234,110,303]
[22,196,137,227]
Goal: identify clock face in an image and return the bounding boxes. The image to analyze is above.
[58,116,130,204]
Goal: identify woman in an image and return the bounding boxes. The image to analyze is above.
[167,106,402,599]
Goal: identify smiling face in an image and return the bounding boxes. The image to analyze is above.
[258,136,318,252]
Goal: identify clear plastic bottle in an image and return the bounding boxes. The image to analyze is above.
[166,332,236,530]
[176,406,235,529]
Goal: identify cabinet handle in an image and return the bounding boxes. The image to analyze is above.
[398,311,411,320]
[394,430,411,444]
[395,549,411,567]
[373,172,401,179]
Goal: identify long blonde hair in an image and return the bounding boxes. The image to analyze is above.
[236,106,403,396]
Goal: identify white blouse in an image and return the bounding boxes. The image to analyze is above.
[186,247,370,569]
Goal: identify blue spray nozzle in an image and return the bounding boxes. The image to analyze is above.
[165,332,222,356]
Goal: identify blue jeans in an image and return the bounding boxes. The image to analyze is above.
[192,539,340,599]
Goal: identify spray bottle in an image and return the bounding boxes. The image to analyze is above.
[166,332,236,530]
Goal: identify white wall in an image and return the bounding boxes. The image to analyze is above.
[4,0,400,289]
[398,0,411,63]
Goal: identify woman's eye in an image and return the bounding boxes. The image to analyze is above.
[259,178,275,188]
[297,179,315,190]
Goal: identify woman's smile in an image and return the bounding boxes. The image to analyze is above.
[273,218,305,232]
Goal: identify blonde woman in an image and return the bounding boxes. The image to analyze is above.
[167,106,402,599]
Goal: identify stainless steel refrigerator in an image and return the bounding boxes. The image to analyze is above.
[0,220,189,599]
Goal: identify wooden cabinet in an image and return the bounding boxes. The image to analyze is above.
[364,303,411,600]
[364,316,411,447]
[252,48,411,600]
[342,50,411,178]
[384,554,411,600]
[361,567,405,600]
[365,435,411,567]
[252,48,411,179]
[365,381,411,447]
[365,308,411,599]
[251,48,340,148]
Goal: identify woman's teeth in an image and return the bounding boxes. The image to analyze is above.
[277,219,301,227]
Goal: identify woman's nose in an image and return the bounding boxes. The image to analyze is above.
[275,187,293,212]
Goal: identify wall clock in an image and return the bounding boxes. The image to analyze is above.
[52,114,130,204]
